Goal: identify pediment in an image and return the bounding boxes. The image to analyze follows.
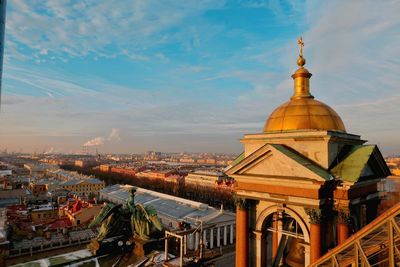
[226,144,331,182]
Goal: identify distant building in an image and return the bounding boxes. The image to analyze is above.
[164,174,184,184]
[59,178,105,196]
[74,159,98,168]
[23,163,53,178]
[30,204,58,224]
[0,176,11,190]
[29,181,48,196]
[60,200,103,226]
[48,169,93,181]
[185,170,226,187]
[99,184,236,251]
[110,166,137,176]
[136,170,174,179]
[144,151,162,161]
[74,160,85,167]
[0,188,30,202]
[48,188,70,204]
[0,169,12,177]
[99,164,111,172]
[179,158,195,163]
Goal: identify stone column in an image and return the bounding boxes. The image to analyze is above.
[195,232,199,251]
[188,233,194,250]
[337,210,350,245]
[235,197,248,267]
[217,227,221,247]
[306,208,323,264]
[230,224,234,244]
[183,235,187,255]
[203,229,208,248]
[223,225,228,246]
[210,228,214,249]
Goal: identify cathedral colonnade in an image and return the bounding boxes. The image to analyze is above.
[187,223,235,251]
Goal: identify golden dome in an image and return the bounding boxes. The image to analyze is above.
[263,98,346,132]
[263,37,346,133]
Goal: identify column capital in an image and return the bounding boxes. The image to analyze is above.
[305,208,323,224]
[337,209,351,224]
[233,195,247,210]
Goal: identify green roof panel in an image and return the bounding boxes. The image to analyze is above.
[228,152,245,169]
[331,145,376,183]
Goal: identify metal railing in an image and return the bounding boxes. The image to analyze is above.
[311,203,400,267]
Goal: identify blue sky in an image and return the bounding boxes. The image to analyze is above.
[0,0,399,155]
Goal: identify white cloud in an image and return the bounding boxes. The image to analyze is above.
[5,0,226,61]
[108,128,121,142]
[298,1,400,142]
[2,1,400,154]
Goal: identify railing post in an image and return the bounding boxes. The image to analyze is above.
[355,243,359,267]
[180,236,183,267]
[165,232,169,262]
[388,221,394,267]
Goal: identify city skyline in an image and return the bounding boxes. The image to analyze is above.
[1,1,399,155]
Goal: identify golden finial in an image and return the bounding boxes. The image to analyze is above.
[297,36,305,67]
[291,36,312,100]
[298,36,304,57]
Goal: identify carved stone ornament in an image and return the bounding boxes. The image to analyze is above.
[337,209,351,224]
[305,208,323,224]
[233,195,247,210]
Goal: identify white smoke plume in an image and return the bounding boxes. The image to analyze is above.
[108,128,121,141]
[83,137,105,147]
[44,147,54,155]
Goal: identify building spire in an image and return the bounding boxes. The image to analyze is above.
[297,36,306,67]
[291,36,313,100]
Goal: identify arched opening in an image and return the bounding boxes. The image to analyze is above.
[256,206,310,267]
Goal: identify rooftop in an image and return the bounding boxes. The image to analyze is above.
[100,184,235,225]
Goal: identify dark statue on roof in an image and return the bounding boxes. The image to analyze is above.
[88,188,163,257]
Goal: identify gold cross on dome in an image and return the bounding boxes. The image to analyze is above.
[298,36,304,57]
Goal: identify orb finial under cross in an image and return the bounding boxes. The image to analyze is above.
[297,36,305,67]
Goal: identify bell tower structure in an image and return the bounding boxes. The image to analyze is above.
[226,37,391,267]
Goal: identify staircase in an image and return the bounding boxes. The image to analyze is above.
[311,203,400,267]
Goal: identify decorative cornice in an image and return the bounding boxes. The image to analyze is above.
[305,208,323,224]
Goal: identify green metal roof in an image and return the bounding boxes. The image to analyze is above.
[271,144,332,181]
[229,152,245,169]
[331,145,376,183]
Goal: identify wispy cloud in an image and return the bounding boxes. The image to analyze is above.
[108,128,121,142]
[6,0,226,61]
[1,1,399,154]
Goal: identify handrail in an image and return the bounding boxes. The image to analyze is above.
[310,202,400,266]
